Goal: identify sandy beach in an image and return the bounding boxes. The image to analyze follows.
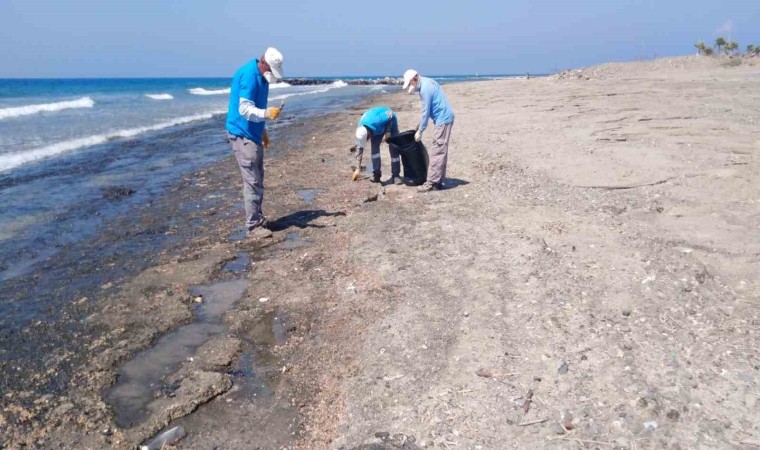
[2,55,760,449]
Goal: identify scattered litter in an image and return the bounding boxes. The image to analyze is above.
[383,374,404,381]
[140,425,186,450]
[644,420,658,431]
[193,296,203,304]
[518,418,549,426]
[558,360,569,374]
[259,297,269,303]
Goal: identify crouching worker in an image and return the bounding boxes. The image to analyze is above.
[350,106,401,184]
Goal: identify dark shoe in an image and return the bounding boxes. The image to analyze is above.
[384,176,403,186]
[370,173,382,183]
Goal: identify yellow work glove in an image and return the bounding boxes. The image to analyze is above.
[262,130,270,149]
[352,168,361,181]
[265,106,281,120]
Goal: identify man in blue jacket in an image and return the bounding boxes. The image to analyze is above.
[402,69,455,192]
[352,106,400,184]
[226,47,284,239]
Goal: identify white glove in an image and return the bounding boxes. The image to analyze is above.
[414,129,423,142]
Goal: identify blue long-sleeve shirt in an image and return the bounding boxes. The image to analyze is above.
[226,59,269,144]
[418,76,454,132]
[359,106,396,136]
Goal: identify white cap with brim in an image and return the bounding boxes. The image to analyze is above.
[402,69,418,89]
[265,47,284,80]
[355,126,368,149]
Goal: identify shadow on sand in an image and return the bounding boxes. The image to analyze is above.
[440,178,469,190]
[267,209,346,231]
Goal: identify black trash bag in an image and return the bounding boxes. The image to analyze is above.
[387,130,428,186]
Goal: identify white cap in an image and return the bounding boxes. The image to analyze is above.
[355,126,368,149]
[264,47,284,80]
[402,69,418,89]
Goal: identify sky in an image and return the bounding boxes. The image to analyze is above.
[1,0,759,78]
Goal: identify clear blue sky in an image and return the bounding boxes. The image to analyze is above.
[1,0,758,78]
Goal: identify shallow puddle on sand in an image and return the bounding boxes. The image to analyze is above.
[222,252,249,274]
[296,188,323,204]
[277,231,312,250]
[104,279,248,429]
[169,309,297,447]
[226,228,247,242]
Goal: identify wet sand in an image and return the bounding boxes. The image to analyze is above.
[3,55,760,449]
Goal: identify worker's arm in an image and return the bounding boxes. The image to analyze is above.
[239,98,267,122]
[418,85,432,132]
[383,111,394,142]
[237,75,280,122]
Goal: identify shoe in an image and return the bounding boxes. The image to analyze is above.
[247,226,273,239]
[370,173,382,183]
[384,176,403,186]
[417,181,440,192]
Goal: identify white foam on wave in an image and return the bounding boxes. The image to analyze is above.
[269,82,291,89]
[188,87,231,96]
[269,81,348,101]
[145,93,174,100]
[0,110,225,173]
[0,97,95,120]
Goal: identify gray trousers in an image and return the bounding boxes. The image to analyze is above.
[427,122,454,184]
[229,135,265,230]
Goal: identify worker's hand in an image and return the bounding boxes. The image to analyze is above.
[414,129,423,142]
[351,168,361,181]
[262,130,270,149]
[265,106,282,120]
[383,132,391,143]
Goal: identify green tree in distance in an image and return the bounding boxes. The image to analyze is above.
[715,37,727,54]
[695,40,707,55]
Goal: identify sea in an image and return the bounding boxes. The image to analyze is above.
[0,74,516,330]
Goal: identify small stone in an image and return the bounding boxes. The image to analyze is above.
[194,296,203,304]
[550,422,566,435]
[666,409,680,421]
[374,431,390,440]
[637,397,648,408]
[258,297,269,303]
[622,307,632,317]
[561,410,574,430]
[476,368,493,378]
[643,420,658,431]
[463,311,469,317]
[558,360,569,374]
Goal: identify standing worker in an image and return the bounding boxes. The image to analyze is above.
[351,106,401,184]
[226,47,285,239]
[402,69,455,192]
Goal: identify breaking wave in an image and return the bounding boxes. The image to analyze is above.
[0,97,95,120]
[188,87,230,96]
[145,93,174,100]
[0,111,225,173]
[269,80,349,101]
